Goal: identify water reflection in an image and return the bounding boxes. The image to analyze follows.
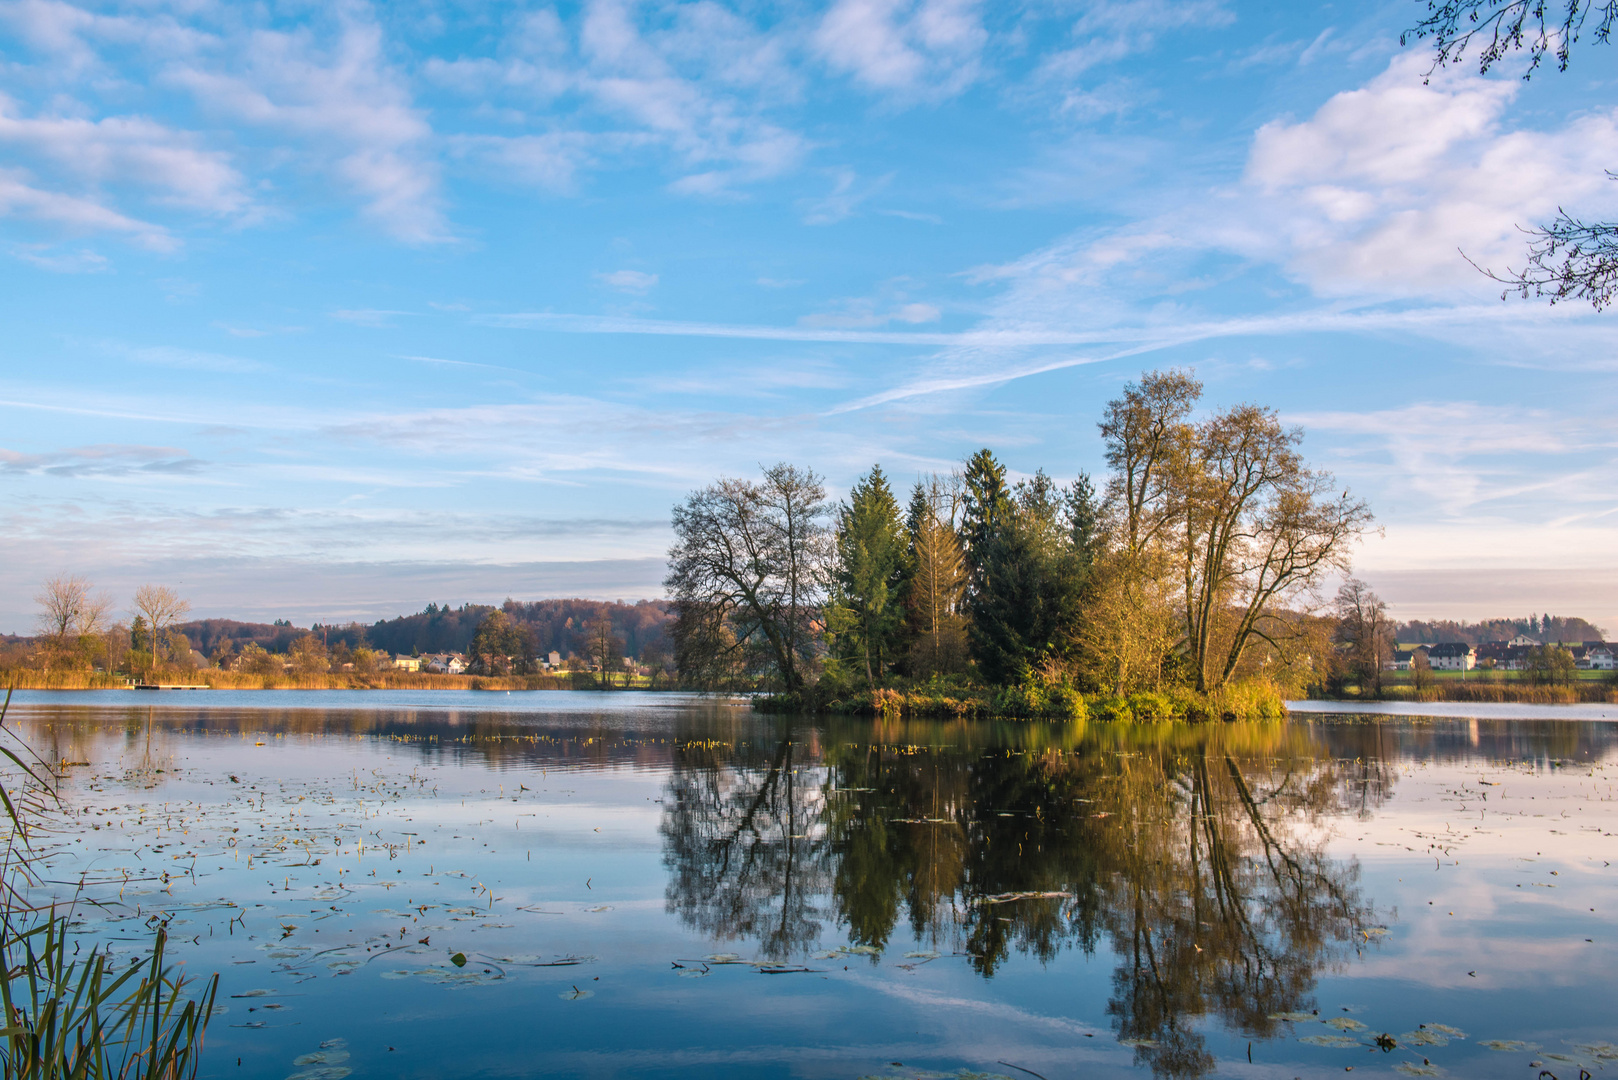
[662,720,1388,1079]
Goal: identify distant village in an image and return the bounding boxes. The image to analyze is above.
[1388,637,1615,672]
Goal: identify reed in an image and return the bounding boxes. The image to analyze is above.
[0,687,217,1079]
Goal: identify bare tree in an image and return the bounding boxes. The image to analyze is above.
[131,585,190,674]
[1333,578,1392,697]
[1404,0,1618,308]
[583,619,625,689]
[34,574,113,668]
[666,464,830,693]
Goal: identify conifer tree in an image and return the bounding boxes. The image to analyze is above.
[829,466,907,682]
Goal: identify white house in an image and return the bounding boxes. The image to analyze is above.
[1506,634,1540,648]
[423,653,466,674]
[1426,642,1475,671]
[392,654,421,672]
[1577,642,1615,671]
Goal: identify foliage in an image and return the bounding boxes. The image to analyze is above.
[827,467,908,684]
[902,477,969,679]
[1521,643,1578,686]
[961,456,1090,685]
[467,610,538,676]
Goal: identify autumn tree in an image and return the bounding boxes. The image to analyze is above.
[469,610,533,676]
[288,634,329,677]
[827,466,907,683]
[904,476,969,678]
[666,463,830,692]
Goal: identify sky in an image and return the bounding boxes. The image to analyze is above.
[1,0,1616,635]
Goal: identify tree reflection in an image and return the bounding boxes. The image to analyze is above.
[659,734,831,959]
[659,721,1389,1079]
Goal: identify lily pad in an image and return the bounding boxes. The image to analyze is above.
[1323,1017,1367,1031]
[1268,1011,1317,1023]
[903,951,941,960]
[1401,1030,1449,1047]
[1299,1035,1361,1048]
[1394,1065,1440,1077]
[450,953,467,968]
[379,970,413,980]
[1479,1040,1538,1052]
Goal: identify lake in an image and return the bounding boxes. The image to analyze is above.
[3,690,1615,1080]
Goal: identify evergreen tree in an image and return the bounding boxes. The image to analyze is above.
[963,458,1088,684]
[830,466,907,682]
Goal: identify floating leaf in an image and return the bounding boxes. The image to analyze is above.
[1394,1065,1439,1077]
[1424,1024,1466,1038]
[1299,1035,1360,1048]
[1401,1030,1449,1047]
[1574,1043,1618,1061]
[450,953,467,968]
[1268,1011,1316,1023]
[1323,1017,1367,1031]
[903,951,941,960]
[293,1050,350,1066]
[379,970,413,980]
[1479,1040,1538,1052]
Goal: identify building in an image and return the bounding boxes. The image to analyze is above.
[1576,642,1615,671]
[548,651,562,668]
[1506,634,1540,648]
[392,655,421,672]
[423,653,466,675]
[1426,642,1475,671]
[1385,648,1417,671]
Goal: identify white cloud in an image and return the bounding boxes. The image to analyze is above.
[0,168,174,249]
[164,16,448,243]
[597,269,658,293]
[814,0,986,97]
[0,99,250,215]
[1235,52,1618,295]
[10,244,107,272]
[331,309,412,328]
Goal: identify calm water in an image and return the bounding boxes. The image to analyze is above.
[3,690,1615,1080]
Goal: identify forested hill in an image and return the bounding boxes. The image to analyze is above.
[1395,615,1605,644]
[177,599,672,659]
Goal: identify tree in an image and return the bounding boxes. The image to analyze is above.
[904,477,969,678]
[965,469,1090,684]
[131,585,190,675]
[469,610,525,676]
[288,634,329,677]
[1173,403,1373,693]
[34,574,112,669]
[1099,369,1202,560]
[1405,1,1618,309]
[1333,579,1392,697]
[1522,643,1577,686]
[828,466,908,683]
[583,619,625,688]
[1411,649,1436,695]
[666,463,830,692]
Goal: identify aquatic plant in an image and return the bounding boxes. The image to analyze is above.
[0,686,218,1079]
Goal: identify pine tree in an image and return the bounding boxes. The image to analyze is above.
[830,466,907,683]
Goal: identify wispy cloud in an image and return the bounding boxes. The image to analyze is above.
[597,269,659,293]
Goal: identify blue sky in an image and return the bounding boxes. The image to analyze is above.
[2,0,1616,635]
